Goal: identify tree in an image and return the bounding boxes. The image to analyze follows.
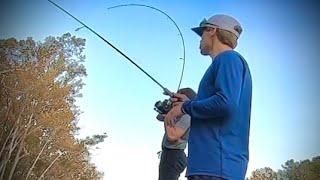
[249,156,320,180]
[250,167,277,180]
[278,157,320,180]
[0,33,105,180]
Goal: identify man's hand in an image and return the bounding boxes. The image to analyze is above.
[156,114,166,121]
[165,93,190,126]
[164,101,184,127]
[171,93,189,104]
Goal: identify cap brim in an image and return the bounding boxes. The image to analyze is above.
[191,27,205,37]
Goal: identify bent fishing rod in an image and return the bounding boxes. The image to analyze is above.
[48,0,175,97]
[106,4,186,93]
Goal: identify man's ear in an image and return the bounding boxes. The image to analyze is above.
[208,28,217,37]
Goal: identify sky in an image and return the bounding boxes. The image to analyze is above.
[1,0,320,179]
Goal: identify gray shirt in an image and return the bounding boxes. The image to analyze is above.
[162,114,191,150]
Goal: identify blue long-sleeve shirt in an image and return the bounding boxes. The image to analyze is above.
[183,50,252,180]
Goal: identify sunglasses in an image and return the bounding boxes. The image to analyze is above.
[199,18,219,28]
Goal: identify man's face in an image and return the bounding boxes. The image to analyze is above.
[199,27,215,56]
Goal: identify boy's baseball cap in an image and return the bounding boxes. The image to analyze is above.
[192,14,242,38]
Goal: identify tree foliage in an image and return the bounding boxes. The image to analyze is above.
[0,33,105,180]
[250,167,277,180]
[249,156,320,180]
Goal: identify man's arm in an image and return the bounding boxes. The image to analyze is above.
[165,54,244,123]
[165,125,186,142]
[165,115,190,142]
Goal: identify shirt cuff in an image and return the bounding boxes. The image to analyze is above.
[182,100,192,115]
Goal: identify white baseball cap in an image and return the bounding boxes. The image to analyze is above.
[192,14,243,38]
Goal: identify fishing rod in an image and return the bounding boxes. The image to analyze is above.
[47,0,174,97]
[106,4,186,93]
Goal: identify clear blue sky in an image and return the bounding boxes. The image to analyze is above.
[1,0,319,179]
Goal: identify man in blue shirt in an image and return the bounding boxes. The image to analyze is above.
[165,14,252,180]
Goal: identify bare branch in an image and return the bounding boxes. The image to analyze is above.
[25,138,51,180]
[7,113,34,180]
[38,153,62,180]
[0,125,14,159]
